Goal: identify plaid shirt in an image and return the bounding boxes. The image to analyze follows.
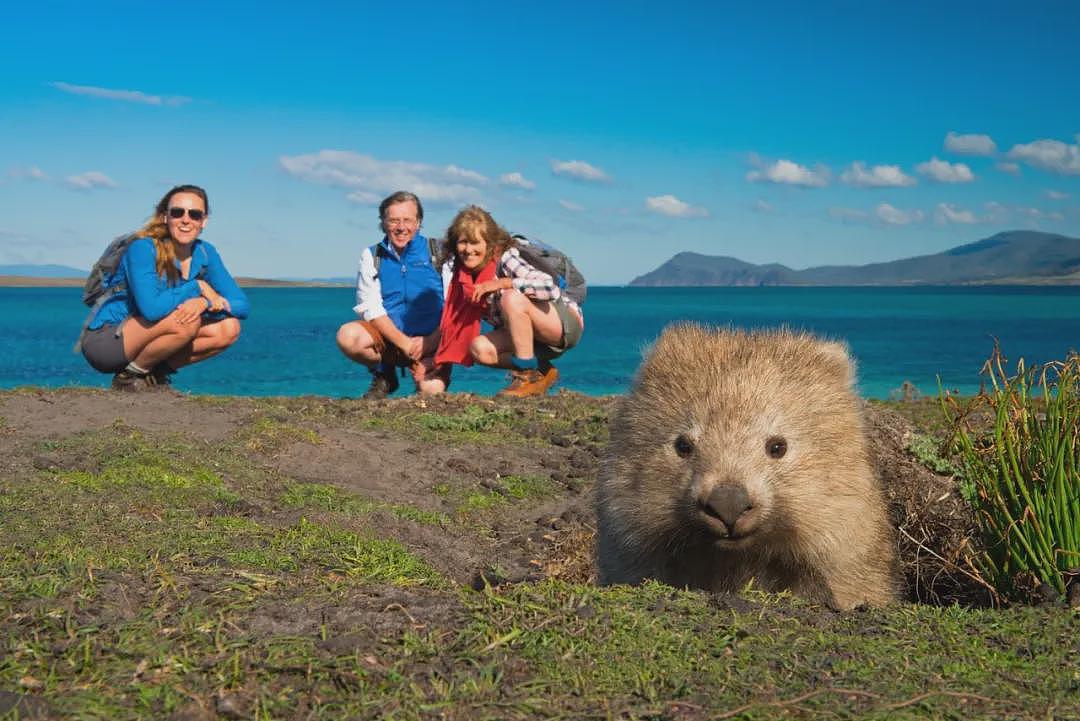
[488,247,580,329]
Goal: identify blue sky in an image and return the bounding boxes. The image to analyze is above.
[2,1,1078,284]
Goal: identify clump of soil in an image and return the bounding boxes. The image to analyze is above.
[863,402,989,605]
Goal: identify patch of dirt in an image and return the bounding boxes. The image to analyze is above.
[0,388,256,443]
[245,585,466,644]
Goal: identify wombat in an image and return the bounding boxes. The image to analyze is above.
[596,323,899,609]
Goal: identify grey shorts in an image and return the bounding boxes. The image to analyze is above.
[536,298,584,363]
[82,323,128,373]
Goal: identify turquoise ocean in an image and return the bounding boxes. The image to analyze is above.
[4,285,1080,399]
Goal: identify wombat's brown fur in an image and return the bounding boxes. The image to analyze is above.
[597,323,899,609]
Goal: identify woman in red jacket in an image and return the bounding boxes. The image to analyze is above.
[435,206,583,397]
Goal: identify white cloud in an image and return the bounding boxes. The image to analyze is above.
[1017,207,1065,222]
[279,150,486,204]
[500,171,536,190]
[754,199,773,213]
[9,166,49,181]
[934,203,977,225]
[916,157,975,183]
[840,162,916,188]
[445,165,489,184]
[550,159,611,183]
[996,161,1021,175]
[876,203,924,226]
[644,194,709,218]
[828,207,868,224]
[51,81,191,107]
[944,131,997,156]
[1007,135,1080,175]
[65,171,116,190]
[1046,189,1070,200]
[746,155,829,187]
[558,199,584,212]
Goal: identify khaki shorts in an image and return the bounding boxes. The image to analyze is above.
[358,320,410,368]
[536,299,584,363]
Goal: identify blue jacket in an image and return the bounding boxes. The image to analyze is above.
[89,237,250,330]
[371,234,444,336]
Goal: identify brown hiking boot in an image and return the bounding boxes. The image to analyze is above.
[363,370,400,399]
[148,365,176,389]
[110,369,151,392]
[496,366,559,398]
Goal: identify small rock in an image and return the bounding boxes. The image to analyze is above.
[470,568,506,591]
[31,455,58,471]
[550,435,571,447]
[1068,583,1080,609]
[214,692,245,720]
[17,676,43,691]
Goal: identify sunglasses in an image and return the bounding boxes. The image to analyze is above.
[167,207,206,221]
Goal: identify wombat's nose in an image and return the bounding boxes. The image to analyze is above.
[702,484,754,533]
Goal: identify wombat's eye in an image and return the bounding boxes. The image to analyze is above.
[673,434,694,458]
[765,436,788,459]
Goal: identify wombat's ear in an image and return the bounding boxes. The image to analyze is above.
[815,340,856,388]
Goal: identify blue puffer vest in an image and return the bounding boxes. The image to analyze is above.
[375,234,443,337]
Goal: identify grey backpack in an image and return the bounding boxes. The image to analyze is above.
[511,234,587,305]
[82,233,139,308]
[73,233,139,352]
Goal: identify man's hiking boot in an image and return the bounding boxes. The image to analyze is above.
[496,366,559,398]
[363,370,400,400]
[110,369,151,392]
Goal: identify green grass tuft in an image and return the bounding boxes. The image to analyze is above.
[908,433,960,475]
[945,348,1080,600]
[282,481,449,526]
[283,518,445,586]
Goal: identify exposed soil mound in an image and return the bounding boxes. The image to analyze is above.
[863,402,988,605]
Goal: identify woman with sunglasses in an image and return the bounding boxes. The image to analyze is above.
[80,184,250,390]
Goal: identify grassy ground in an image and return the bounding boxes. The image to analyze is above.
[0,389,1076,720]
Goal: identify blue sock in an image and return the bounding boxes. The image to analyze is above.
[511,355,538,371]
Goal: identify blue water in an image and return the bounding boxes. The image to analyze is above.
[4,286,1080,398]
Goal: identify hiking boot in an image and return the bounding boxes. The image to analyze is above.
[363,370,400,400]
[496,366,559,398]
[148,365,176,388]
[110,369,151,392]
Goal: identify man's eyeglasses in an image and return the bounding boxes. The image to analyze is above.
[168,207,206,221]
[384,218,418,227]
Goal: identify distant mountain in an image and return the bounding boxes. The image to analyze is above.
[0,264,85,278]
[629,231,1080,286]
